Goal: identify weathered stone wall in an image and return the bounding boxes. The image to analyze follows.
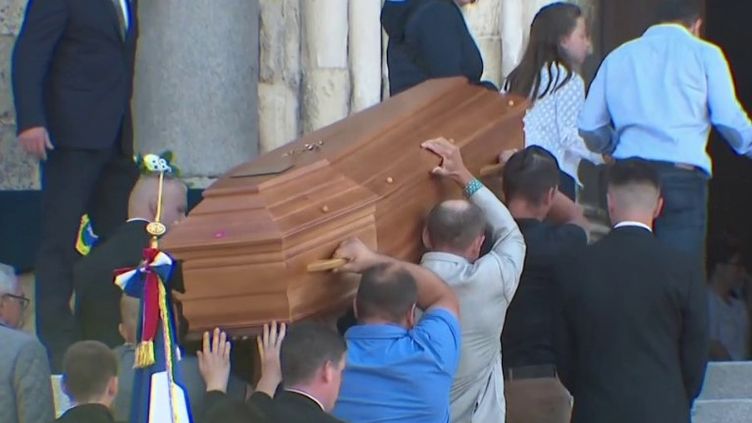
[0,0,38,190]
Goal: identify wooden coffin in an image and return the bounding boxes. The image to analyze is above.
[162,78,526,335]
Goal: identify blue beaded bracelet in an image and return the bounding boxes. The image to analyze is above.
[464,178,484,198]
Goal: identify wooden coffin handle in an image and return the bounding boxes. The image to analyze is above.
[307,258,349,273]
[479,163,504,177]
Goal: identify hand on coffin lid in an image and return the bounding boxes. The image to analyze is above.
[421,137,474,186]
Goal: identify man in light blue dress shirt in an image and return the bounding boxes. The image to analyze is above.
[579,0,752,269]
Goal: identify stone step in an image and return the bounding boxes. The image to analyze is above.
[692,399,752,423]
[698,362,752,400]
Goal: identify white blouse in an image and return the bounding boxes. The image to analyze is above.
[520,63,602,185]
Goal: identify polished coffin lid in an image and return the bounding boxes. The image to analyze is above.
[162,78,527,335]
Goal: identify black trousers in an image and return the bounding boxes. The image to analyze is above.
[36,145,137,372]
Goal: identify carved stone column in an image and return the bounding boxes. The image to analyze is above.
[301,0,351,133]
[133,0,260,182]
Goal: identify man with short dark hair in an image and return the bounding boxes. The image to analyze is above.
[420,138,525,423]
[556,160,709,423]
[579,0,752,271]
[500,146,589,423]
[57,341,119,423]
[274,322,347,422]
[0,264,54,423]
[332,237,461,423]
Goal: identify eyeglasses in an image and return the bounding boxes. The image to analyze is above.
[2,294,30,312]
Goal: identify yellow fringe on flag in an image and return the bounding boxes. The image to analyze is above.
[134,340,155,368]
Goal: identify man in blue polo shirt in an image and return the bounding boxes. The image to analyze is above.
[331,237,461,423]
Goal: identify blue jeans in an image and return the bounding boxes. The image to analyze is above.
[651,162,709,275]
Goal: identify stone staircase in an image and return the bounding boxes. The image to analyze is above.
[692,362,752,423]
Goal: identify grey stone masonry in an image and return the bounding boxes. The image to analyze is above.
[692,399,752,423]
[699,362,752,400]
[692,362,752,423]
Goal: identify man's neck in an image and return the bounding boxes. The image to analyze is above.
[359,317,407,328]
[285,385,326,411]
[74,399,112,409]
[431,246,473,262]
[612,214,654,231]
[507,199,547,221]
[127,215,152,223]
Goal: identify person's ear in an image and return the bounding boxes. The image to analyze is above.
[691,18,703,37]
[406,304,417,329]
[422,226,432,250]
[322,361,335,384]
[118,323,127,341]
[654,196,665,220]
[107,376,119,398]
[471,234,485,258]
[546,187,557,207]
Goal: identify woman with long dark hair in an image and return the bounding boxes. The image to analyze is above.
[504,2,599,200]
[381,0,495,96]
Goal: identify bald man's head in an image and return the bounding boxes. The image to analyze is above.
[425,199,486,259]
[128,175,187,229]
[607,161,663,225]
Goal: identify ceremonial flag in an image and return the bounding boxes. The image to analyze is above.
[115,248,192,423]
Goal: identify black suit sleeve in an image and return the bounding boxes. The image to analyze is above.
[411,2,464,78]
[679,262,710,402]
[554,259,578,394]
[12,0,68,133]
[202,390,272,423]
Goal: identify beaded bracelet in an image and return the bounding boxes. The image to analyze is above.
[464,178,484,198]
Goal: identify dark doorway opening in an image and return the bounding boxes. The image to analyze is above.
[705,0,752,252]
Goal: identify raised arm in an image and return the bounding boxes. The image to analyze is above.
[423,138,526,300]
[334,237,460,317]
[704,45,752,157]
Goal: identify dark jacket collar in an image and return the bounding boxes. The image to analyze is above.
[58,404,114,423]
[279,390,324,409]
[610,225,654,238]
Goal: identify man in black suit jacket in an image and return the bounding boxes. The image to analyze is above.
[73,175,187,348]
[556,160,709,423]
[13,0,140,371]
[201,323,347,423]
